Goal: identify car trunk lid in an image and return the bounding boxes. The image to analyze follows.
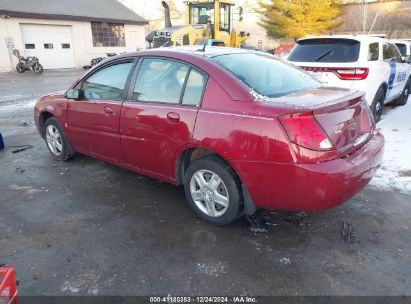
[275,87,374,158]
[311,91,374,156]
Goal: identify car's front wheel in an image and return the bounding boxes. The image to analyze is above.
[44,117,74,161]
[183,157,243,225]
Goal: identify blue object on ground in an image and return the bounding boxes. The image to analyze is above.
[0,132,4,150]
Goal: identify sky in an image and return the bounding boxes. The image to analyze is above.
[119,0,186,20]
[119,0,250,20]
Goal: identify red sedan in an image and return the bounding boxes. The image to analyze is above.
[34,47,384,225]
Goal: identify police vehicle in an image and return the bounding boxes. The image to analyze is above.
[287,35,411,122]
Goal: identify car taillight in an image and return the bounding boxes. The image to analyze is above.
[301,67,369,80]
[334,68,369,80]
[279,112,334,151]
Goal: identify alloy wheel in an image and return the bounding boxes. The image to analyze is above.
[46,125,63,156]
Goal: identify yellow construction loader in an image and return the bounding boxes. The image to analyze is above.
[148,0,250,48]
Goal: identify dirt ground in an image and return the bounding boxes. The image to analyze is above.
[1,70,411,296]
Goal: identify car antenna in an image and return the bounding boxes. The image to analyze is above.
[199,41,207,52]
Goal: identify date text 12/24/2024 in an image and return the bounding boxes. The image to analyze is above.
[150,296,257,303]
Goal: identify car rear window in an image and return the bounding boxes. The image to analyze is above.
[288,38,360,63]
[395,43,407,56]
[211,53,320,98]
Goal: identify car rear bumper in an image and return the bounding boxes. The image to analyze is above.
[232,130,384,211]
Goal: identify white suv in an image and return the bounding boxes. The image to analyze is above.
[287,35,411,122]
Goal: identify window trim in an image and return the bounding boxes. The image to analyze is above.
[76,57,138,102]
[126,56,209,107]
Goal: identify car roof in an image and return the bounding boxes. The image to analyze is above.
[120,46,251,59]
[297,35,390,44]
[391,39,411,45]
[112,46,259,101]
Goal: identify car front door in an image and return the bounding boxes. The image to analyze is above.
[67,59,135,162]
[383,43,406,99]
[389,43,408,96]
[120,57,207,179]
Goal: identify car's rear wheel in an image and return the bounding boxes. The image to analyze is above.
[183,157,242,225]
[393,78,410,106]
[371,87,385,123]
[44,117,74,161]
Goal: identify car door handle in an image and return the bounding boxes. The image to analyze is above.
[167,112,180,123]
[103,106,115,116]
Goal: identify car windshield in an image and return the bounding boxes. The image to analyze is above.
[288,38,360,63]
[211,53,320,98]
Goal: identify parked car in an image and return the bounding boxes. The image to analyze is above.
[287,35,411,122]
[392,39,411,61]
[34,47,384,225]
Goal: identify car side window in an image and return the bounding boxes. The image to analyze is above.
[389,44,402,63]
[383,43,394,62]
[133,58,189,104]
[182,68,207,106]
[368,42,379,61]
[395,43,407,57]
[82,62,133,100]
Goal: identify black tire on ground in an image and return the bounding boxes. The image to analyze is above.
[33,64,43,74]
[393,78,410,106]
[43,117,75,161]
[371,87,385,123]
[16,63,25,73]
[183,156,243,226]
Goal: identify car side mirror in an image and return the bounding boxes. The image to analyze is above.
[65,89,81,100]
[406,55,411,64]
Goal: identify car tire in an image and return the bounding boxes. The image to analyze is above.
[393,78,410,106]
[43,117,75,161]
[183,156,243,225]
[371,87,385,123]
[16,63,25,73]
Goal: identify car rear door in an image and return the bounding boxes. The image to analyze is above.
[120,57,207,179]
[67,59,135,162]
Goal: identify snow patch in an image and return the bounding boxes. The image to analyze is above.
[370,98,411,194]
[0,99,36,113]
[0,94,26,102]
[196,262,227,276]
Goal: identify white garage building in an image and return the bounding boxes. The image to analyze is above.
[0,0,147,72]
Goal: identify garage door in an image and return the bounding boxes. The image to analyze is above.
[21,24,76,69]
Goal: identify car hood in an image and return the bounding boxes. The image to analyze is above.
[38,90,66,101]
